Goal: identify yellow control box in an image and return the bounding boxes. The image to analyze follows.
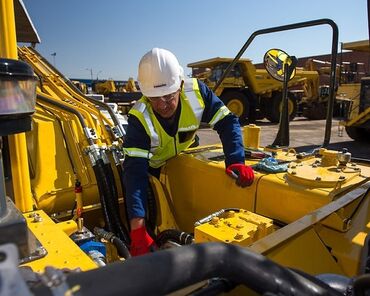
[194,209,275,246]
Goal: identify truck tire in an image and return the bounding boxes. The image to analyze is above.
[265,92,297,123]
[302,102,327,120]
[345,126,370,142]
[220,90,249,124]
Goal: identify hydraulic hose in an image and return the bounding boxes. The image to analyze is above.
[92,161,115,233]
[145,183,157,233]
[353,274,370,296]
[64,243,343,296]
[103,163,120,212]
[112,236,131,259]
[93,159,129,245]
[37,94,130,244]
[94,227,131,259]
[156,229,194,247]
[102,163,130,244]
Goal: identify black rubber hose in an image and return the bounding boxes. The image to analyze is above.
[145,183,157,233]
[94,159,120,235]
[156,229,194,247]
[65,243,343,296]
[92,164,114,233]
[117,164,132,232]
[103,163,120,210]
[103,163,130,244]
[94,159,130,245]
[353,274,370,296]
[191,279,236,296]
[94,227,131,260]
[111,237,131,260]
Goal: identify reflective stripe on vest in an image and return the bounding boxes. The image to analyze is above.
[130,101,160,148]
[179,79,204,131]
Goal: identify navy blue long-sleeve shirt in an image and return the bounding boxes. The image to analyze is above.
[123,80,244,219]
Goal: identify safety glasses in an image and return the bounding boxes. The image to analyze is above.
[147,90,179,103]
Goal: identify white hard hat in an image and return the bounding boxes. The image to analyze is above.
[138,48,184,97]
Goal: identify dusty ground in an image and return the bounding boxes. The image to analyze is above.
[197,117,370,160]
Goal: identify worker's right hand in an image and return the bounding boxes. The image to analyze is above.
[130,226,155,256]
[226,163,254,187]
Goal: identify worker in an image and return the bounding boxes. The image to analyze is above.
[122,48,254,256]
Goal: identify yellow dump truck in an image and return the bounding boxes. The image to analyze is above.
[2,1,370,295]
[188,57,319,123]
[337,40,370,142]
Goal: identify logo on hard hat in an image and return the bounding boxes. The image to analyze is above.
[154,83,167,88]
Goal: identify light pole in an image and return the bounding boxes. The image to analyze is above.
[85,68,93,82]
[51,52,56,67]
[96,70,102,81]
[85,68,94,93]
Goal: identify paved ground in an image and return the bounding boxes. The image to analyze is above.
[197,117,370,160]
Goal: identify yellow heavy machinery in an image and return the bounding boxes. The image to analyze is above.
[92,78,142,115]
[188,56,319,123]
[336,40,370,141]
[92,79,117,96]
[71,80,88,94]
[93,78,138,96]
[2,1,370,295]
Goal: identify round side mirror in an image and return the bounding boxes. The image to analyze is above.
[263,49,296,82]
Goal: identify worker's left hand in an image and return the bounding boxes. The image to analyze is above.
[130,226,156,256]
[226,163,254,187]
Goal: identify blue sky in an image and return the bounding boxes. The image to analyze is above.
[23,0,368,80]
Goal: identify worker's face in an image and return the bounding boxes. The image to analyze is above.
[148,89,180,118]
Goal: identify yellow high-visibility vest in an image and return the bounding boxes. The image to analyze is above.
[124,78,230,168]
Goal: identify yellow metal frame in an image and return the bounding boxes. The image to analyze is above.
[157,146,370,276]
[0,0,33,212]
[21,210,97,272]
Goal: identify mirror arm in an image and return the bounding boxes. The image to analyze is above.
[272,57,298,147]
[213,19,338,147]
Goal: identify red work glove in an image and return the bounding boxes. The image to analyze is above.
[226,163,254,187]
[130,226,156,256]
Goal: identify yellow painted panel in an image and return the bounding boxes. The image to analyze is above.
[267,228,344,275]
[22,210,97,272]
[162,150,257,232]
[149,176,178,231]
[55,219,78,236]
[317,195,370,276]
[255,173,332,223]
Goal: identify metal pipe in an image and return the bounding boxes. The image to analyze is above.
[37,94,95,146]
